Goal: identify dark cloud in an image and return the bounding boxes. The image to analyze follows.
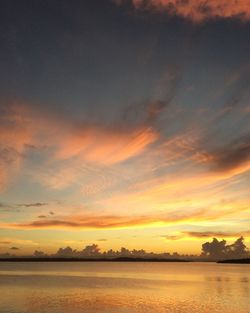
[18,202,48,208]
[0,202,19,212]
[10,247,19,250]
[162,235,182,241]
[53,244,171,259]
[209,136,250,172]
[38,215,47,219]
[97,238,107,242]
[172,132,250,174]
[183,230,250,239]
[122,67,181,126]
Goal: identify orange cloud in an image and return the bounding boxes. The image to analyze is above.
[55,125,158,165]
[0,204,248,230]
[126,0,250,22]
[0,103,158,190]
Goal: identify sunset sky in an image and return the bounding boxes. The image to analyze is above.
[0,0,250,255]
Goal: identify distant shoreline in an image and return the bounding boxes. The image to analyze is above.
[1,257,249,263]
[0,257,191,262]
[217,258,250,264]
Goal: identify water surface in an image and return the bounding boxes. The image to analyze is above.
[0,262,249,313]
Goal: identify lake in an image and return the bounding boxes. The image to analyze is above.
[0,262,249,313]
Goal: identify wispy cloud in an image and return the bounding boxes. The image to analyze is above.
[161,131,250,176]
[54,125,158,165]
[0,104,32,191]
[0,103,158,190]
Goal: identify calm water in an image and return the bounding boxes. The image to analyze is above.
[0,262,249,313]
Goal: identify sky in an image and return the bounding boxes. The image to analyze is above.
[0,0,250,256]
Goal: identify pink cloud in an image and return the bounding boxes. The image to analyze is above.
[55,125,157,164]
[0,103,158,190]
[120,0,250,22]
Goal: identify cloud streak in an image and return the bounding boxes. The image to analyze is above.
[55,125,158,165]
[0,205,248,230]
[18,202,48,208]
[183,230,250,239]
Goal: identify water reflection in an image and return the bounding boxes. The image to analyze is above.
[0,262,249,313]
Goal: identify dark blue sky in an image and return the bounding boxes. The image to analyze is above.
[1,0,249,120]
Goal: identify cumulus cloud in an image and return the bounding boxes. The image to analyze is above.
[55,244,101,258]
[0,237,248,260]
[201,236,249,259]
[119,0,250,23]
[23,237,246,260]
[42,244,174,259]
[33,250,47,257]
